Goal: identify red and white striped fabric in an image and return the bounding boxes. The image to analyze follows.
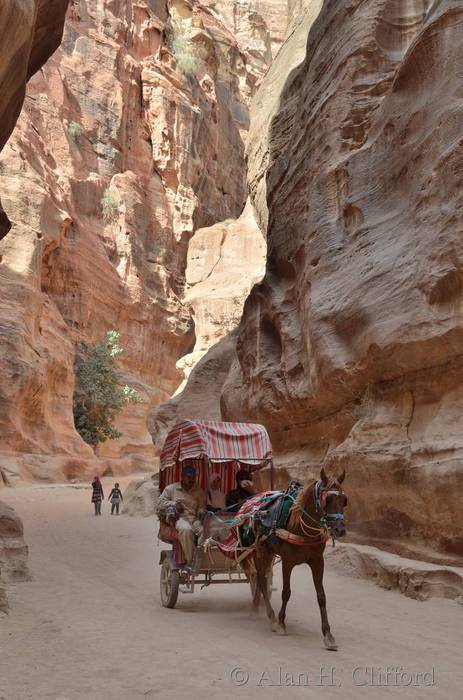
[214,491,278,558]
[159,420,273,492]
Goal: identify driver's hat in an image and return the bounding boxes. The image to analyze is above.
[181,463,196,476]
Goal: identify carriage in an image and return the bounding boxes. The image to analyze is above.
[157,419,274,608]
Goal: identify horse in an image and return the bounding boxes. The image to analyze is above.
[251,467,348,651]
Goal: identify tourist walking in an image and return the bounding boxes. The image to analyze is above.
[91,476,104,515]
[108,482,123,515]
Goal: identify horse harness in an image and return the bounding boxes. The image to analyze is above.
[275,478,347,547]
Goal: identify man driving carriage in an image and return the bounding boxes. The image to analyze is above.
[156,463,206,566]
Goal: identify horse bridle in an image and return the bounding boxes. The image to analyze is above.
[314,479,347,528]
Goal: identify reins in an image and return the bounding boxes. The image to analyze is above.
[288,479,346,546]
[204,479,346,553]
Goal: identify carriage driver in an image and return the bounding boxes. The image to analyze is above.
[157,463,206,566]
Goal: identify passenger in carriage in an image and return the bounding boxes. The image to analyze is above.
[206,473,226,512]
[225,469,256,512]
[157,463,206,567]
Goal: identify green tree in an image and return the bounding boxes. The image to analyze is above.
[73,331,142,447]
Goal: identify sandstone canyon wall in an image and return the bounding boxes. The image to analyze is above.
[0,0,69,155]
[176,200,266,388]
[202,0,289,58]
[0,501,29,614]
[220,0,463,561]
[247,0,323,233]
[0,0,68,612]
[0,0,281,482]
[148,1,315,450]
[0,0,69,238]
[149,200,266,449]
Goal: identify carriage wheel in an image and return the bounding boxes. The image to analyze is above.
[160,558,179,608]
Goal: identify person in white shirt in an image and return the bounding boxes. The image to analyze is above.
[157,464,206,565]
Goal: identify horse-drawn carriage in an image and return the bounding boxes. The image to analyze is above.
[157,419,275,608]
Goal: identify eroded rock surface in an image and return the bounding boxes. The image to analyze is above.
[149,0,322,449]
[203,0,288,61]
[0,0,276,481]
[246,0,323,232]
[221,0,463,559]
[0,0,69,239]
[0,0,69,155]
[122,475,159,517]
[150,200,266,446]
[0,0,69,615]
[327,544,463,602]
[0,498,29,613]
[176,200,266,386]
[149,331,238,452]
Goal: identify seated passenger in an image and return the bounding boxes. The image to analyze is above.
[207,473,226,512]
[156,463,206,566]
[226,469,256,512]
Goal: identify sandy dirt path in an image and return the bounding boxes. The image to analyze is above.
[0,478,461,700]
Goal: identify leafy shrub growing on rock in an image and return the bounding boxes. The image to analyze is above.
[170,31,198,76]
[73,330,142,447]
[68,120,83,142]
[101,188,119,223]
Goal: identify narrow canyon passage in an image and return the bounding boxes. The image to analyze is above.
[2,1,463,697]
[0,479,460,700]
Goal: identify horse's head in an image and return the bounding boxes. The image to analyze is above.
[318,467,348,539]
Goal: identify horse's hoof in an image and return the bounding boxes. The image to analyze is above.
[276,625,287,636]
[271,620,279,633]
[323,634,338,651]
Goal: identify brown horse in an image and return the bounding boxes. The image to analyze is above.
[251,467,347,650]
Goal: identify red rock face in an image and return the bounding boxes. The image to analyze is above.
[223,0,463,560]
[176,200,266,386]
[0,0,69,238]
[0,0,69,153]
[148,201,267,450]
[0,0,275,480]
[147,0,322,454]
[202,0,289,58]
[0,0,68,614]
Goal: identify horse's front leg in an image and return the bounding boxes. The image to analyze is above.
[256,546,277,631]
[309,556,338,651]
[276,558,294,635]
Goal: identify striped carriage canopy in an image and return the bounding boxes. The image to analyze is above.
[159,419,273,492]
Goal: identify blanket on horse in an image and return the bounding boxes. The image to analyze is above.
[209,481,303,559]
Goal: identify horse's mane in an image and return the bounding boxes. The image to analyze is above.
[289,480,317,516]
[288,475,341,529]
[287,480,315,531]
